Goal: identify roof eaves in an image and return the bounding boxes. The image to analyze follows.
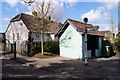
[81,32,104,37]
[56,21,68,36]
[10,13,22,22]
[5,22,11,33]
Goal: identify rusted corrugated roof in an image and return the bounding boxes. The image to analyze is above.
[67,19,93,29]
[57,18,104,37]
[86,32,104,37]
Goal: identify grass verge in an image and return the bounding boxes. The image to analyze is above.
[32,52,59,59]
[115,52,120,58]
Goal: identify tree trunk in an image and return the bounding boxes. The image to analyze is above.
[41,33,44,55]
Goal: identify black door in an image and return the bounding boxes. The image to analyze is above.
[91,49,95,57]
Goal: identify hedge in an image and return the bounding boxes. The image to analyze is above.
[102,40,114,57]
[29,40,59,56]
[28,42,41,56]
[114,38,120,53]
[44,40,59,54]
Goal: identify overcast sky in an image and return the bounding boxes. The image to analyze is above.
[0,0,119,33]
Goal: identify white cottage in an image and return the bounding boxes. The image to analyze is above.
[57,19,104,59]
[5,13,61,55]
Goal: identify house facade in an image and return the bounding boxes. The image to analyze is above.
[57,19,104,59]
[99,30,115,41]
[5,13,61,55]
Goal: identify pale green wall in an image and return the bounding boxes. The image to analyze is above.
[59,24,83,59]
[95,37,103,57]
[87,50,91,58]
[59,24,103,59]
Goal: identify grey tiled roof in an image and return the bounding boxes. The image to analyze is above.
[11,13,61,33]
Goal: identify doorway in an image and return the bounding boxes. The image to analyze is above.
[87,35,99,57]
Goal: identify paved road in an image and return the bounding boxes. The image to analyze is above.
[2,56,120,79]
[2,59,67,79]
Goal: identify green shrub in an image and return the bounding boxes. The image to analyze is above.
[102,40,114,57]
[28,41,59,56]
[29,42,41,56]
[114,38,120,53]
[50,41,59,54]
[103,40,111,46]
[44,41,51,52]
[44,41,59,54]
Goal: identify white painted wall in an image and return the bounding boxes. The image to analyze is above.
[50,34,55,40]
[5,20,29,43]
[59,24,83,59]
[5,20,30,53]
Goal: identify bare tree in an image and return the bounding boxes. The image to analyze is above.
[59,30,72,48]
[22,0,63,55]
[118,2,120,33]
[118,23,120,33]
[110,15,115,32]
[109,14,116,41]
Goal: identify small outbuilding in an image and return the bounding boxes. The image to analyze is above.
[56,19,104,59]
